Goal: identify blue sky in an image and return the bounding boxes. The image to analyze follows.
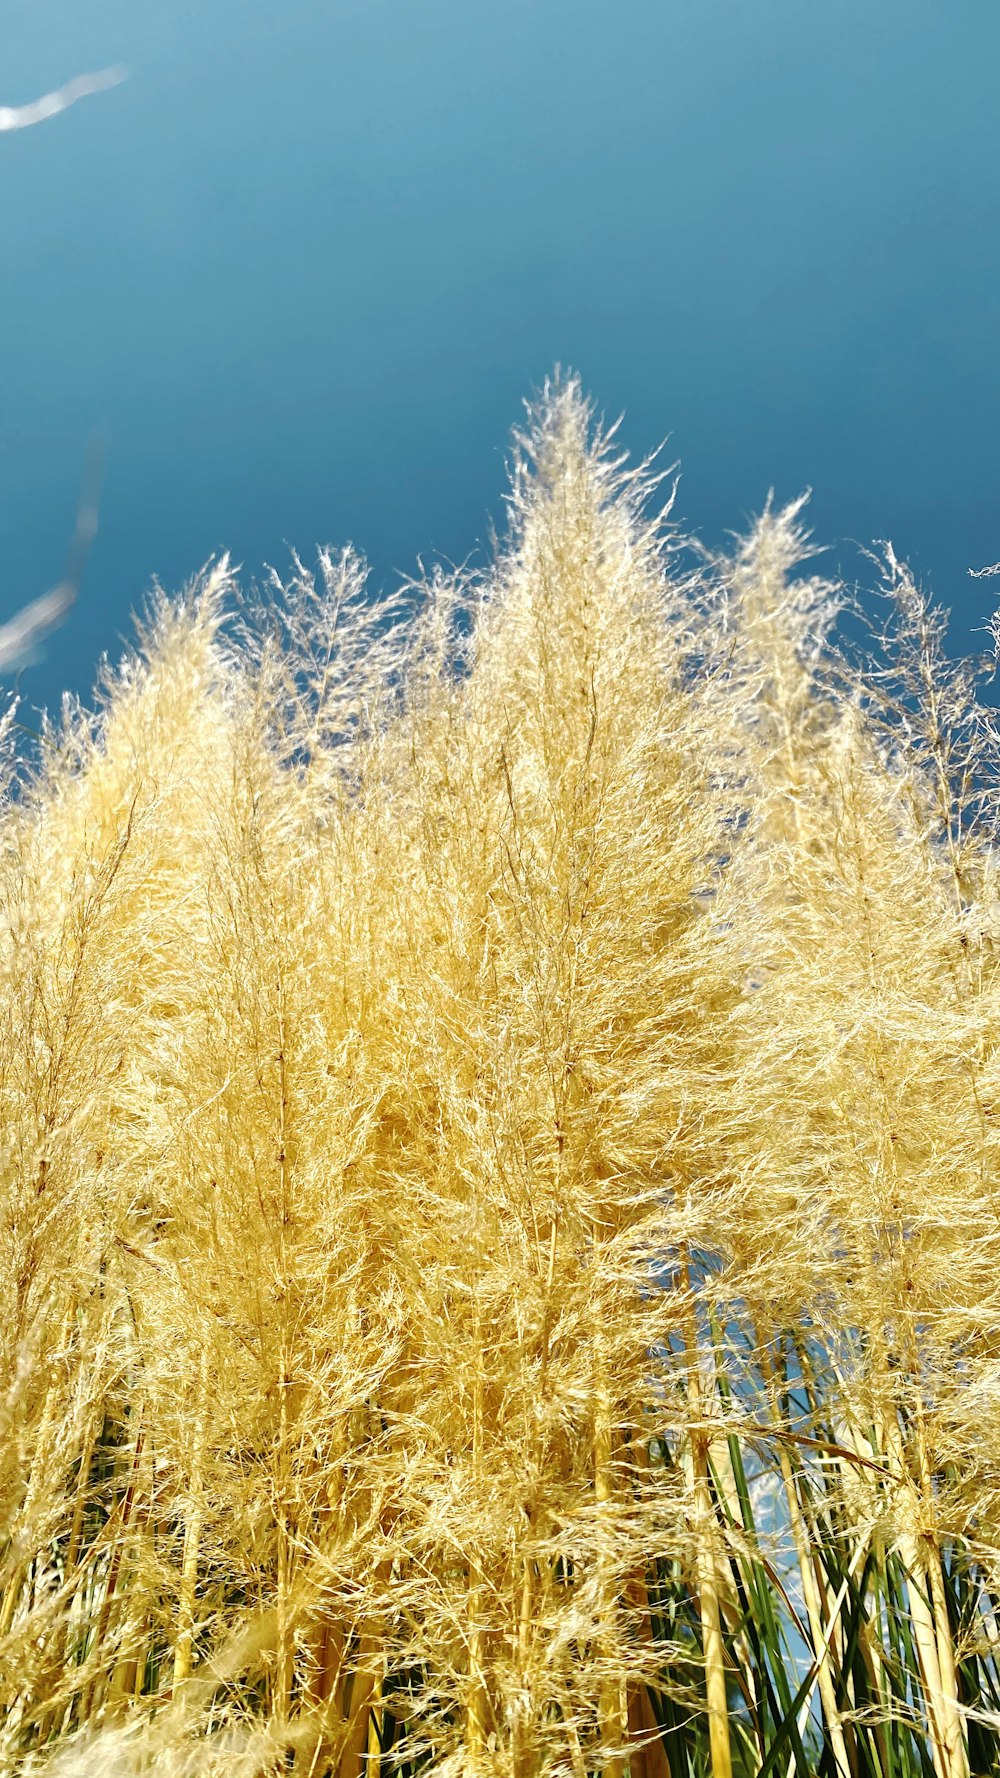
[2,0,999,710]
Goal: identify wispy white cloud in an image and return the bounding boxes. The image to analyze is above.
[0,444,103,676]
[0,64,127,134]
[0,583,77,675]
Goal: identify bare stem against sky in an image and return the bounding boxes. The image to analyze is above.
[0,65,127,134]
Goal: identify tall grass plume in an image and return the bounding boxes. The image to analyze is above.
[3,380,1000,1778]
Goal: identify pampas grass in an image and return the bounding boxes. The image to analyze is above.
[3,380,1000,1777]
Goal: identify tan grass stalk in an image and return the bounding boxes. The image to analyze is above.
[910,1391,970,1778]
[172,1352,210,1696]
[594,1330,628,1778]
[682,1255,732,1778]
[466,1331,488,1773]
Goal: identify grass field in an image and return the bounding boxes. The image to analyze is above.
[3,380,1000,1776]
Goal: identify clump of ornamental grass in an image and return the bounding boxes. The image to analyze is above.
[3,380,1000,1778]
